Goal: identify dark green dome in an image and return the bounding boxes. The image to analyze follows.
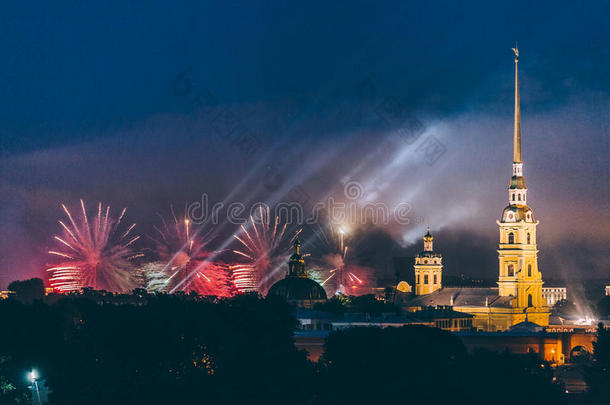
[509,175,527,189]
[267,237,327,307]
[267,277,327,301]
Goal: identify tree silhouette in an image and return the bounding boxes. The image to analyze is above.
[552,299,577,317]
[586,323,610,402]
[597,296,610,317]
[0,355,29,404]
[317,325,467,404]
[7,278,45,304]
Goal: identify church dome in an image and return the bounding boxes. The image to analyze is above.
[267,277,327,302]
[266,238,327,308]
[501,205,535,223]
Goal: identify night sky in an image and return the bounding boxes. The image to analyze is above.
[1,1,608,288]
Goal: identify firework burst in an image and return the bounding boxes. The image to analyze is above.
[231,206,301,294]
[308,223,369,295]
[146,206,232,296]
[47,199,143,292]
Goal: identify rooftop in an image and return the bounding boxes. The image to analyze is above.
[402,287,514,308]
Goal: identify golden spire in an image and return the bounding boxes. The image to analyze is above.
[512,45,522,163]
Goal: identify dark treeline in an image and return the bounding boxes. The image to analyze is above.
[0,293,310,405]
[1,291,608,404]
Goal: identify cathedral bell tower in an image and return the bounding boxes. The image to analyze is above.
[414,228,443,295]
[496,48,548,321]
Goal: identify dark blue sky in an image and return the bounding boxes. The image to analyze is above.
[0,1,608,286]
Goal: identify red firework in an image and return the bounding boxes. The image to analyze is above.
[146,206,232,296]
[47,199,143,292]
[230,205,300,294]
[309,223,371,295]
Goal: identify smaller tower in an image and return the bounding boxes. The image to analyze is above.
[288,238,306,277]
[414,228,443,295]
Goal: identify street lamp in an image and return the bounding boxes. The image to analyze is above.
[29,369,42,405]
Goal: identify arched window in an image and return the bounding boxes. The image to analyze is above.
[528,294,533,307]
[433,274,437,284]
[417,275,420,284]
[527,264,532,277]
[527,233,531,244]
[518,194,521,201]
[508,232,515,244]
[507,264,514,277]
[512,194,515,201]
[424,274,429,284]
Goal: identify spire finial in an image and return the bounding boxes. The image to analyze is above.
[512,44,522,163]
[293,238,301,255]
[423,227,433,251]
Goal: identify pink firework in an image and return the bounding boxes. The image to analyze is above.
[47,200,143,292]
[147,206,232,296]
[309,223,369,295]
[231,206,301,294]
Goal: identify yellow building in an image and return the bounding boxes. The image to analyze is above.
[402,48,551,331]
[414,228,442,295]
